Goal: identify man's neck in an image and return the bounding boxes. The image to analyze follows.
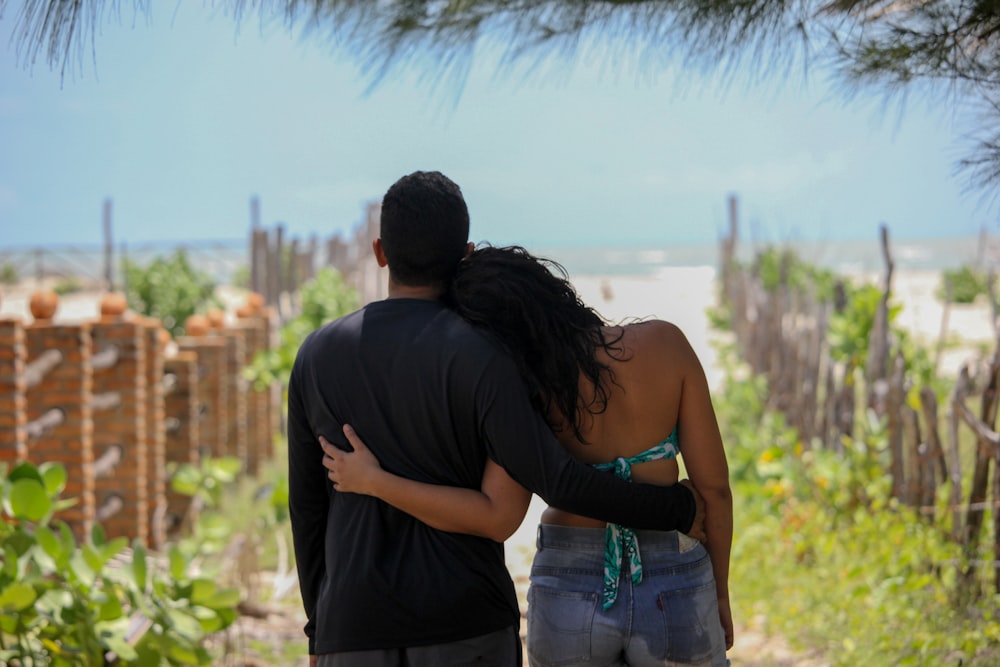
[386,283,443,301]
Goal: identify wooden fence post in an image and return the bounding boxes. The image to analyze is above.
[918,387,946,515]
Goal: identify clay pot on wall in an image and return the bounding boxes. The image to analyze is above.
[99,293,129,321]
[206,308,226,330]
[29,290,59,322]
[184,314,211,337]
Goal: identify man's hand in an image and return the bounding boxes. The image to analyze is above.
[679,479,706,542]
[309,655,317,667]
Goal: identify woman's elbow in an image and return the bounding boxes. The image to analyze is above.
[700,484,733,508]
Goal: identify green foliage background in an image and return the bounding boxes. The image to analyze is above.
[937,265,994,305]
[245,267,358,391]
[123,250,219,337]
[714,252,1000,665]
[0,461,242,666]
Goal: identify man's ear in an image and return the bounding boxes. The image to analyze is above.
[372,238,389,267]
[464,242,474,257]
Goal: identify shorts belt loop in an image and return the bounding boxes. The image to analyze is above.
[535,524,544,551]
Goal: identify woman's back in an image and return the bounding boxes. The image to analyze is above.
[542,319,689,527]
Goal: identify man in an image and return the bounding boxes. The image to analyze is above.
[288,171,703,666]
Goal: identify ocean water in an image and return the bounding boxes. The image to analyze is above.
[0,234,988,286]
[537,235,989,279]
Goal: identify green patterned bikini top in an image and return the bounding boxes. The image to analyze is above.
[591,427,680,610]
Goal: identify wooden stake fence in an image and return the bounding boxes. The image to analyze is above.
[720,203,1000,593]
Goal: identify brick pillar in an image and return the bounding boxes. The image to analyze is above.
[163,351,199,537]
[0,317,27,465]
[90,299,148,543]
[176,334,228,460]
[25,316,95,539]
[143,319,168,550]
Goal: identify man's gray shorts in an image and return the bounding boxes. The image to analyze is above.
[316,624,522,667]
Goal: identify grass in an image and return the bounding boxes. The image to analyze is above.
[719,371,1000,666]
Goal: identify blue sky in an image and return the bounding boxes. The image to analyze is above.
[0,2,991,249]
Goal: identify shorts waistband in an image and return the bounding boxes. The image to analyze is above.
[535,523,700,553]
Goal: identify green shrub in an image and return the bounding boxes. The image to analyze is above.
[0,262,17,285]
[0,461,241,666]
[716,362,1000,665]
[245,267,358,391]
[937,265,992,304]
[124,250,219,337]
[754,246,840,301]
[52,275,84,295]
[230,265,251,290]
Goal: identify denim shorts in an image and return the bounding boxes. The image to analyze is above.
[527,525,727,667]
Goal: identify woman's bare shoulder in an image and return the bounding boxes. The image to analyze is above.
[624,319,689,345]
[621,320,698,367]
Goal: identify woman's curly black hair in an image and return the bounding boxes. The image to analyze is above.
[447,245,625,442]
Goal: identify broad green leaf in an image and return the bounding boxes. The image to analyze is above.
[202,587,241,611]
[0,613,16,633]
[35,589,73,618]
[91,522,107,547]
[215,606,238,628]
[168,545,186,580]
[98,592,124,620]
[165,608,204,641]
[39,463,67,497]
[189,578,217,605]
[206,456,242,481]
[35,524,62,560]
[82,542,105,573]
[56,521,76,569]
[0,581,37,610]
[168,642,204,665]
[192,606,224,633]
[170,464,201,496]
[69,551,96,588]
[28,543,57,573]
[10,478,51,521]
[53,498,77,512]
[97,618,139,661]
[2,544,17,577]
[8,462,43,484]
[134,641,164,667]
[102,633,138,662]
[102,536,129,561]
[132,540,148,590]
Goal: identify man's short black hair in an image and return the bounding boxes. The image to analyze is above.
[380,171,470,287]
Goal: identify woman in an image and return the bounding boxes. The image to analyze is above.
[322,246,732,666]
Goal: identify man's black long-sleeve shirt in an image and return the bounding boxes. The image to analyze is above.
[287,298,695,654]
